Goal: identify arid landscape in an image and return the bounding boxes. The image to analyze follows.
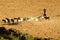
[0,0,60,40]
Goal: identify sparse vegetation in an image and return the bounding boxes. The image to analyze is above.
[0,27,53,40]
[0,27,34,40]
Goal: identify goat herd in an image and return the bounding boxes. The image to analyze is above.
[0,9,54,40]
[2,16,49,25]
[2,8,50,25]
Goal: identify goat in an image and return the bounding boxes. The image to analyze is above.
[2,18,10,23]
[2,19,7,23]
[5,18,10,23]
[17,17,23,22]
[37,16,44,21]
[12,17,22,23]
[26,17,39,22]
[44,16,50,19]
[26,17,33,22]
[23,17,31,22]
[10,18,19,25]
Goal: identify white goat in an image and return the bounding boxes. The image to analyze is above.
[18,18,23,22]
[26,17,39,22]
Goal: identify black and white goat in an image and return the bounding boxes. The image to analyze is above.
[2,18,10,23]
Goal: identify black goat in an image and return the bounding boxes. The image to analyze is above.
[44,16,50,19]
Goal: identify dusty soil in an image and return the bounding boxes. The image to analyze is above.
[0,0,60,40]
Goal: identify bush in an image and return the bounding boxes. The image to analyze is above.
[0,27,52,40]
[0,27,34,40]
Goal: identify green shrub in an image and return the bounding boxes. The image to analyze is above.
[0,27,34,40]
[0,27,53,40]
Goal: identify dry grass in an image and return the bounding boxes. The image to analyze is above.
[0,0,60,40]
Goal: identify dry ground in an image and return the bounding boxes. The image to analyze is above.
[0,0,60,40]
